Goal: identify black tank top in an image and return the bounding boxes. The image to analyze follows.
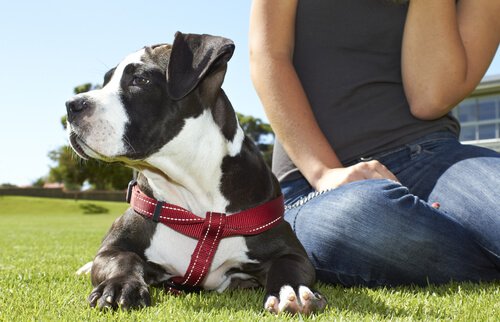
[272,0,459,181]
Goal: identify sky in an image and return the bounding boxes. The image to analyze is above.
[1,0,500,186]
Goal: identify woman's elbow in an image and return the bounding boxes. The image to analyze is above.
[405,79,475,120]
[407,94,457,120]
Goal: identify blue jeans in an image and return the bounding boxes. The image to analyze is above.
[281,132,500,286]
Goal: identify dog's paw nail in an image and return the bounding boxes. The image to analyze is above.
[88,294,98,303]
[106,295,113,304]
[264,296,279,313]
[277,285,301,314]
[299,285,313,298]
[297,286,328,314]
[300,289,312,301]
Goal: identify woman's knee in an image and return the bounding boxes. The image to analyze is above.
[288,179,412,247]
[319,179,411,216]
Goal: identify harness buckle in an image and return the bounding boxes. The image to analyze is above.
[126,180,137,203]
[152,201,164,222]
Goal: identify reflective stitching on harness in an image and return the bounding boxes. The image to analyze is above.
[181,211,214,285]
[135,193,200,222]
[135,193,191,214]
[133,204,153,216]
[192,212,224,286]
[247,216,282,233]
[157,215,200,222]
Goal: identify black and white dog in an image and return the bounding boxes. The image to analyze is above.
[66,32,326,314]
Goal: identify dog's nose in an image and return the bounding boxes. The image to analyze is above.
[66,97,91,121]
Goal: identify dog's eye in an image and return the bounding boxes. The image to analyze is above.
[131,76,150,86]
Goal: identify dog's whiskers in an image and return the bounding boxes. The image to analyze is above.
[123,135,136,153]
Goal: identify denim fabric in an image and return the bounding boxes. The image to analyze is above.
[281,132,500,286]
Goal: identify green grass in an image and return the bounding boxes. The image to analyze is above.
[0,196,498,321]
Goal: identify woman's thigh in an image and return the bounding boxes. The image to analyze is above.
[283,178,500,286]
[383,139,500,260]
[426,145,500,257]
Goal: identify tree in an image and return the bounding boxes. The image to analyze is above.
[32,177,47,188]
[48,145,133,190]
[237,113,274,167]
[0,183,18,189]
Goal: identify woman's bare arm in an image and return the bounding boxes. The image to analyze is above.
[249,0,397,191]
[402,0,500,120]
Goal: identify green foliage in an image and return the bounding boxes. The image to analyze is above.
[0,196,499,321]
[73,83,93,94]
[32,177,46,188]
[48,145,133,190]
[60,115,67,130]
[0,183,17,189]
[74,83,102,95]
[48,146,87,190]
[237,112,274,167]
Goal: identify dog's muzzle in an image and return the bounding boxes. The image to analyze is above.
[68,131,91,160]
[66,96,92,123]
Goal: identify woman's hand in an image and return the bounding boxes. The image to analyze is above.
[313,160,399,192]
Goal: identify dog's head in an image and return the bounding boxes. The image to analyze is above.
[65,32,235,162]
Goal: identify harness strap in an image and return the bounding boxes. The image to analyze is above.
[171,211,226,287]
[126,181,284,293]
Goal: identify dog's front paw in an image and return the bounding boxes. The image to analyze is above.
[264,285,327,315]
[88,276,150,310]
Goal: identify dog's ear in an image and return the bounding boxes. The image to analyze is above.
[167,32,235,101]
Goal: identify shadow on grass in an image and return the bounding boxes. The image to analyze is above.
[79,203,109,215]
[320,281,499,320]
[320,284,411,319]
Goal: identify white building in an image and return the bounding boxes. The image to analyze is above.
[452,74,500,151]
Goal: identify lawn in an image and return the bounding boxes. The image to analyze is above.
[0,196,498,321]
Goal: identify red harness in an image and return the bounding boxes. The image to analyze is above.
[126,180,284,293]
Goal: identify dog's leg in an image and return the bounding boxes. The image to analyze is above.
[87,210,166,310]
[88,248,153,310]
[263,254,327,315]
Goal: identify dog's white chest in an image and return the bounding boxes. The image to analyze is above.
[144,223,256,291]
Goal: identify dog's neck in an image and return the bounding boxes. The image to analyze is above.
[140,109,245,217]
